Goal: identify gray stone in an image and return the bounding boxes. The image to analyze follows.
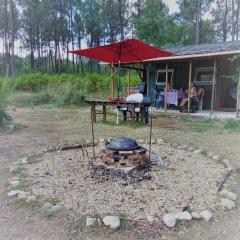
[174,211,192,221]
[157,139,164,144]
[163,213,176,228]
[220,198,236,210]
[191,212,202,219]
[151,139,157,144]
[26,195,37,203]
[200,210,212,221]
[146,215,154,224]
[102,216,120,230]
[194,149,202,154]
[7,190,30,200]
[213,155,221,160]
[219,190,237,201]
[86,216,97,227]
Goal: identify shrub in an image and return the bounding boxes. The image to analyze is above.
[0,90,11,126]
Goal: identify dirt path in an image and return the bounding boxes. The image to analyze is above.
[0,105,240,240]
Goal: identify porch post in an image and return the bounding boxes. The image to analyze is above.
[164,63,168,112]
[128,69,131,96]
[237,96,240,118]
[187,61,192,114]
[237,69,240,118]
[111,66,115,98]
[210,60,217,116]
[147,65,149,96]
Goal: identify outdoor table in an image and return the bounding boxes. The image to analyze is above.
[160,91,178,106]
[85,99,150,126]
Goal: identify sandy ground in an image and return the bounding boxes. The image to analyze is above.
[0,105,240,239]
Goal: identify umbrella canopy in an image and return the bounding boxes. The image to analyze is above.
[70,38,174,64]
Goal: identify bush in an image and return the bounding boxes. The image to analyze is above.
[0,90,11,126]
[0,71,142,107]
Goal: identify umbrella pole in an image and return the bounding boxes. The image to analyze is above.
[117,60,120,99]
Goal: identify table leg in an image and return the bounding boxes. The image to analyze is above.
[131,105,135,127]
[140,107,144,123]
[103,105,106,121]
[144,107,149,125]
[91,104,96,123]
[116,108,119,125]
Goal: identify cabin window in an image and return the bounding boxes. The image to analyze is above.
[156,69,174,85]
[194,67,213,83]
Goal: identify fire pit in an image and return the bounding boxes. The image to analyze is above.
[99,137,149,167]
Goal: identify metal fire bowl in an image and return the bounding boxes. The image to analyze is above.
[105,137,140,151]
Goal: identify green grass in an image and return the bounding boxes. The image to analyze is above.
[224,119,240,132]
[2,72,141,108]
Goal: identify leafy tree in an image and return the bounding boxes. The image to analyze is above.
[134,0,180,47]
[176,0,214,44]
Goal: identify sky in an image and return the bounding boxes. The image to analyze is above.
[163,0,179,14]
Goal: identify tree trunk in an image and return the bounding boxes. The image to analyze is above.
[236,0,240,40]
[9,0,15,76]
[195,0,201,45]
[232,0,235,41]
[223,0,228,42]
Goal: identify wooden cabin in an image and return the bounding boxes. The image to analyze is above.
[141,41,240,112]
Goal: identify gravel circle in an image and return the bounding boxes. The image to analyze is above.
[27,143,224,220]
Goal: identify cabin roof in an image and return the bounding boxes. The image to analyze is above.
[164,40,240,56]
[144,40,240,62]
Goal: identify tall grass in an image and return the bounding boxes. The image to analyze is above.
[1,72,141,107]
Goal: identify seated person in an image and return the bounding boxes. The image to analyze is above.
[164,83,173,92]
[179,83,197,107]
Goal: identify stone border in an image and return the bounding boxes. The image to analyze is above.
[6,138,237,231]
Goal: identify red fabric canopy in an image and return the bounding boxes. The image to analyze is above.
[70,38,174,64]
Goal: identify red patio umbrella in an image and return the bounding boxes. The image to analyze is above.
[70,38,174,97]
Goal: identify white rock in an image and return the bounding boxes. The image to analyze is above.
[174,211,192,221]
[146,215,154,224]
[7,190,29,200]
[219,190,237,201]
[213,155,220,160]
[151,139,157,144]
[163,214,176,228]
[188,147,195,152]
[191,212,202,219]
[220,198,236,210]
[26,195,37,203]
[86,216,97,227]
[137,140,145,144]
[102,216,120,230]
[194,149,202,154]
[157,139,164,144]
[200,210,212,221]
